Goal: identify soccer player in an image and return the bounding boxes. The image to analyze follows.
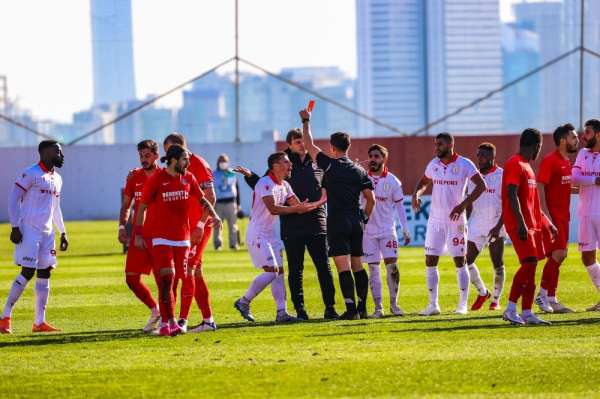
[535,124,579,313]
[0,140,68,334]
[233,152,318,322]
[465,143,506,311]
[502,128,556,325]
[363,144,411,318]
[300,109,376,320]
[134,144,221,337]
[412,133,486,316]
[163,133,217,332]
[118,140,161,332]
[572,119,600,311]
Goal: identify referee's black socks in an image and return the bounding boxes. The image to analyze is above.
[338,271,357,312]
[353,269,369,314]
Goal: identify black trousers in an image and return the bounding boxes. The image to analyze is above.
[283,233,336,310]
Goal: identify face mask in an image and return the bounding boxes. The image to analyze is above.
[219,162,229,170]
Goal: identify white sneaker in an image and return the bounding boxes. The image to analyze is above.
[143,311,161,333]
[370,309,384,319]
[189,320,218,332]
[535,294,554,313]
[177,318,188,333]
[454,304,468,315]
[502,309,525,325]
[523,313,551,325]
[550,301,575,313]
[390,305,404,317]
[419,303,441,316]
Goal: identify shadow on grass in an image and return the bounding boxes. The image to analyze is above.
[0,328,145,348]
[60,252,122,258]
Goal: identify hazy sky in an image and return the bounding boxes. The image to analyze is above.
[0,0,523,122]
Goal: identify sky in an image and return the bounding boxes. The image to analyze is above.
[0,0,525,122]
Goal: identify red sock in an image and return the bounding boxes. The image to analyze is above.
[194,271,212,319]
[540,258,559,292]
[179,275,195,320]
[126,274,157,309]
[159,274,175,322]
[521,263,538,311]
[508,265,527,303]
[549,259,562,297]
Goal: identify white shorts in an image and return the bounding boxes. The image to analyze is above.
[578,215,600,252]
[14,225,57,269]
[362,233,399,264]
[468,223,508,252]
[247,236,284,269]
[424,221,467,257]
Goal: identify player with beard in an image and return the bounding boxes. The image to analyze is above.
[465,143,507,311]
[535,124,579,313]
[1,140,69,334]
[501,128,556,325]
[118,140,162,332]
[363,144,411,318]
[162,133,217,332]
[571,119,600,311]
[412,133,486,316]
[134,145,221,336]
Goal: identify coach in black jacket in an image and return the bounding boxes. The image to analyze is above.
[237,130,338,320]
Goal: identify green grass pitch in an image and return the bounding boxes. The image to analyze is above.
[1,220,599,398]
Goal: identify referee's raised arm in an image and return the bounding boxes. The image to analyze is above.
[300,108,321,161]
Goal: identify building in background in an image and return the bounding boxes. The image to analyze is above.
[90,0,136,107]
[356,0,504,135]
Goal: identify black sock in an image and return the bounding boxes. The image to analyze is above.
[353,269,369,312]
[338,271,356,312]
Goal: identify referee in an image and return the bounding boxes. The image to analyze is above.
[300,107,375,320]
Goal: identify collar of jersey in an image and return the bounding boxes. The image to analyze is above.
[267,171,283,185]
[38,161,53,174]
[482,165,498,175]
[440,152,459,166]
[368,166,388,177]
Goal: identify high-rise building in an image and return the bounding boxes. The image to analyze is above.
[90,0,136,106]
[356,0,503,135]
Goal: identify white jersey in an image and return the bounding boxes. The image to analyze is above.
[467,166,503,230]
[247,174,295,240]
[12,163,63,233]
[573,148,600,217]
[425,154,479,224]
[363,169,406,236]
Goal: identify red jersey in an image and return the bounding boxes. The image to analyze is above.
[502,154,543,231]
[537,150,572,221]
[140,169,204,241]
[123,168,159,223]
[188,154,214,224]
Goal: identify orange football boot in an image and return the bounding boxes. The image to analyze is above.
[0,317,12,334]
[32,321,61,333]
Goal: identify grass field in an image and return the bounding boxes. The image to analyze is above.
[1,220,599,398]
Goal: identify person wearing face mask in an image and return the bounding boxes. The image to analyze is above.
[213,154,241,250]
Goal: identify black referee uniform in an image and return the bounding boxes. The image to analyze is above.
[316,152,374,318]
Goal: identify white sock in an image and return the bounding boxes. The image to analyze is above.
[539,287,549,300]
[2,274,29,319]
[385,263,400,308]
[549,296,558,304]
[493,267,505,303]
[151,305,160,317]
[585,263,600,291]
[426,266,439,306]
[203,316,215,323]
[467,263,487,296]
[522,309,533,317]
[242,272,277,304]
[507,300,517,313]
[34,278,50,325]
[368,263,383,311]
[270,273,287,312]
[456,266,470,308]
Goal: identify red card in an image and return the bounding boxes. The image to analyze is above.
[307,99,315,112]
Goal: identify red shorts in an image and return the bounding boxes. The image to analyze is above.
[543,218,569,254]
[508,228,545,262]
[125,236,153,275]
[188,225,212,268]
[151,244,190,275]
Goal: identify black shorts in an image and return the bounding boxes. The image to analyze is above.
[327,215,364,257]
